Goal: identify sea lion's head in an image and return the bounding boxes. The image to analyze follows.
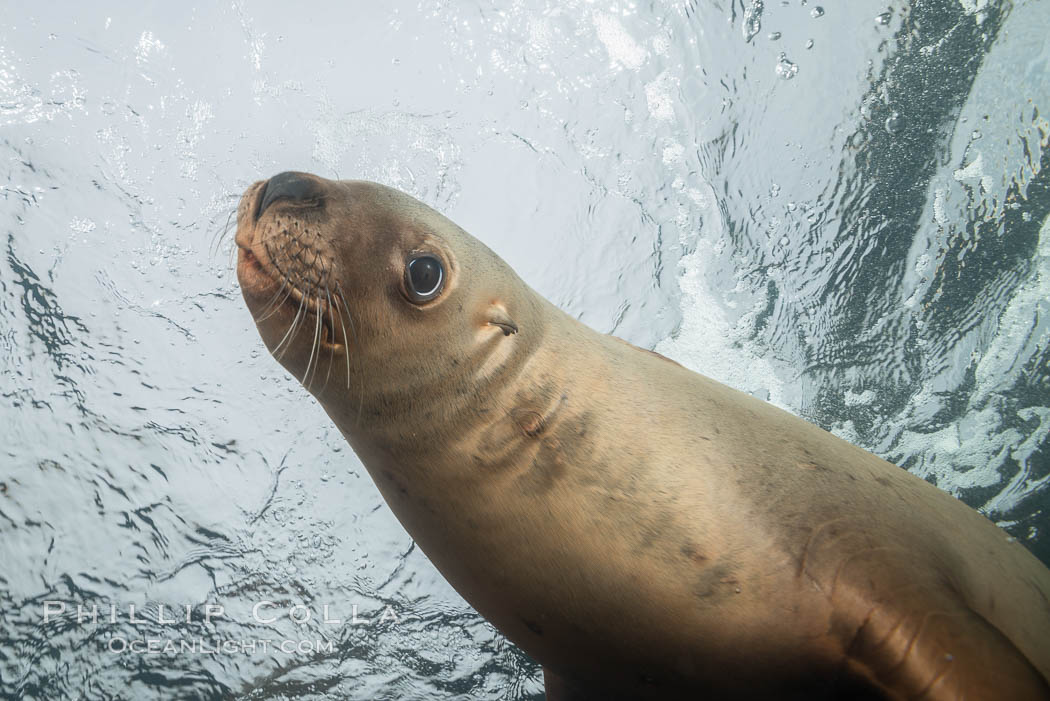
[234,172,539,433]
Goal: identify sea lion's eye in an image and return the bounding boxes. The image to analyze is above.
[404,254,444,303]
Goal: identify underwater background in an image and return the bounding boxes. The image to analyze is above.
[1,1,1048,699]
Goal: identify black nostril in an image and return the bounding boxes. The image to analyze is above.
[257,171,320,219]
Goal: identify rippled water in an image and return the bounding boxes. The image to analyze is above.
[1,1,1048,699]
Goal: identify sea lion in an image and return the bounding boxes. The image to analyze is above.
[234,171,1050,700]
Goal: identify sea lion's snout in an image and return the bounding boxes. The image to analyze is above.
[256,171,324,219]
[234,171,348,376]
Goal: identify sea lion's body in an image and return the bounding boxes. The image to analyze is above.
[235,172,1050,700]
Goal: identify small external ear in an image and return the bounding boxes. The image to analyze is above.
[486,305,518,336]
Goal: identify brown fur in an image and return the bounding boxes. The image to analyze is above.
[237,173,1050,700]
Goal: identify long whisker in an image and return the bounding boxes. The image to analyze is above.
[273,290,308,360]
[322,286,336,390]
[220,209,243,281]
[303,289,324,391]
[212,208,236,259]
[334,291,351,390]
[225,211,242,276]
[336,281,365,423]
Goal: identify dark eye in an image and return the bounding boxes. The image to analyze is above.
[404,254,445,303]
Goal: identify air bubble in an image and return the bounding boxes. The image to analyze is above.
[743,0,763,42]
[775,54,798,80]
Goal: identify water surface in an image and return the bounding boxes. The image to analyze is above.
[1,1,1048,698]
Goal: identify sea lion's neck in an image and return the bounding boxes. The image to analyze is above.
[325,299,602,546]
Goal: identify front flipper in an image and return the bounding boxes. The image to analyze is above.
[847,603,1050,700]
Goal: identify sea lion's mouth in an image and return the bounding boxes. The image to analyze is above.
[236,243,344,352]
